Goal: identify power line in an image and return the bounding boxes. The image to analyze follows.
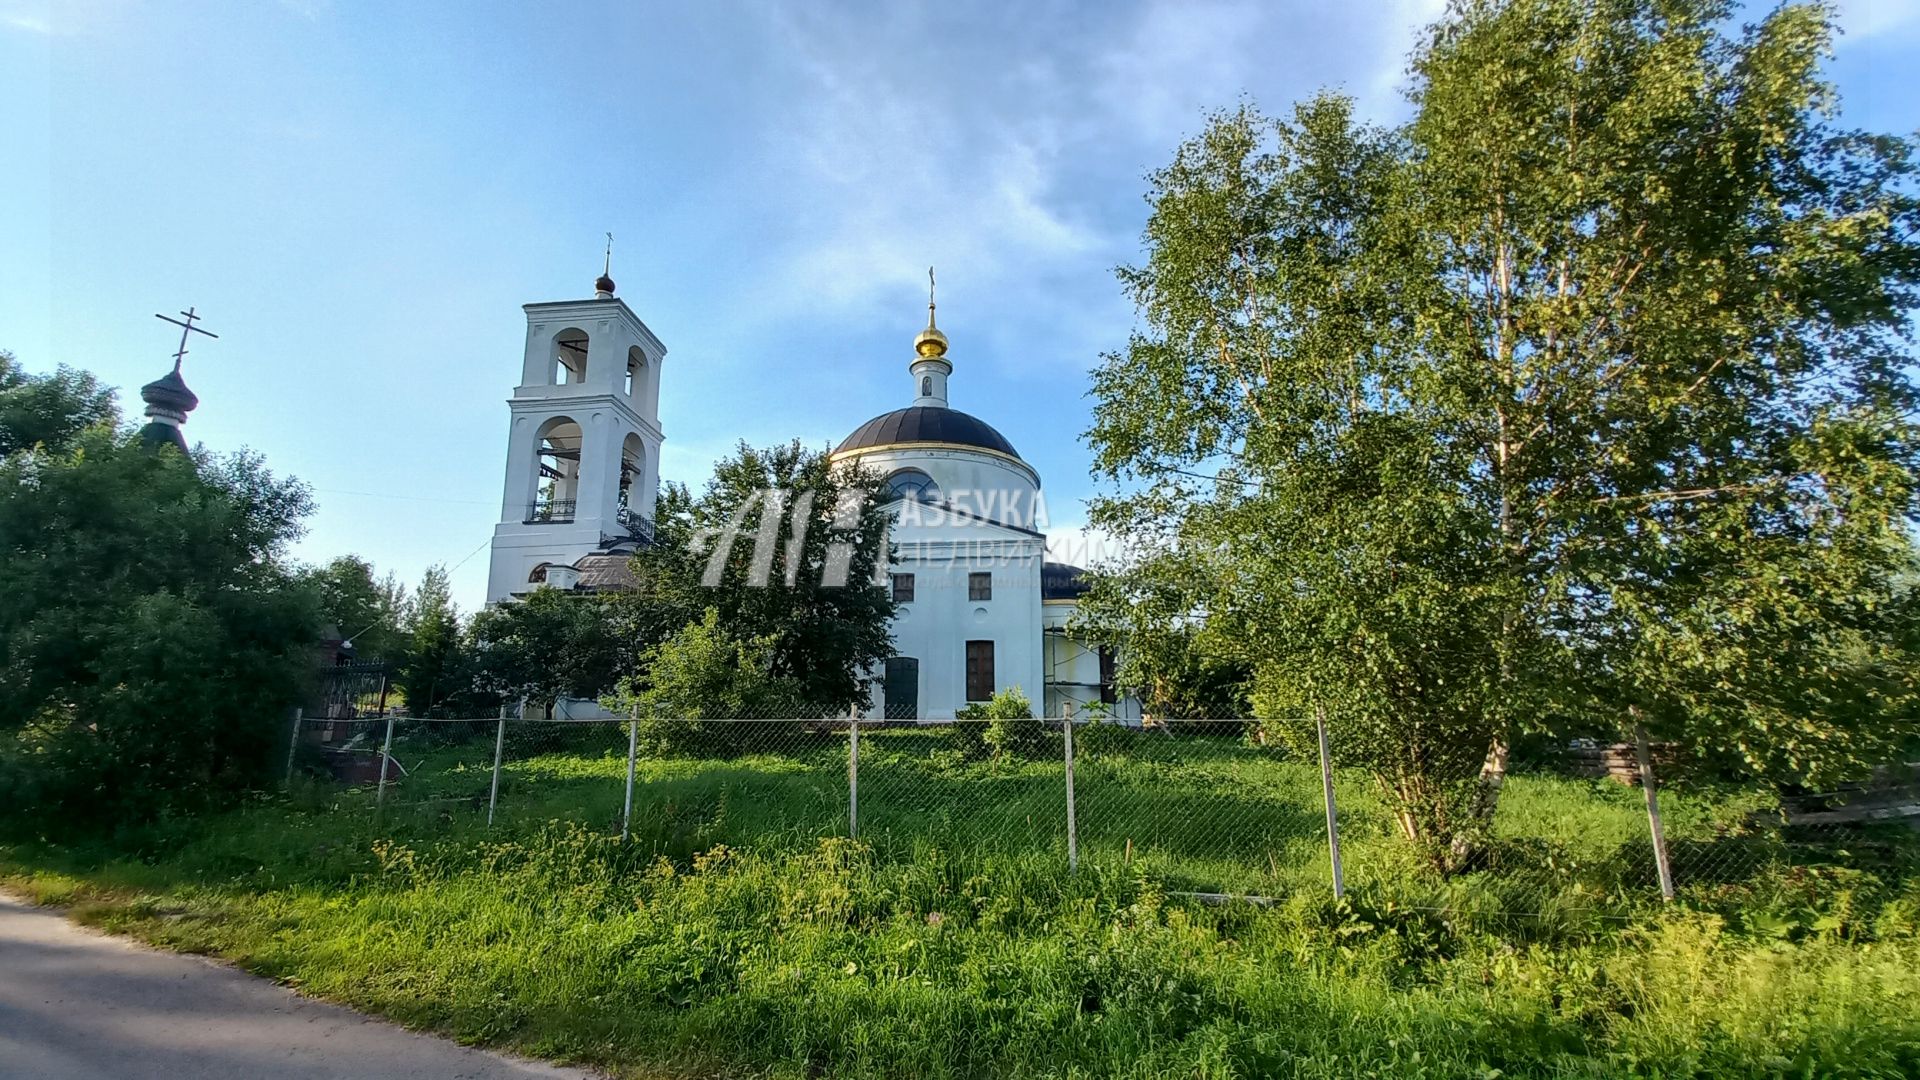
[445,535,493,574]
[313,487,495,507]
[336,535,492,648]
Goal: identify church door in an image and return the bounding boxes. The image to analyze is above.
[965,640,995,703]
[884,657,919,720]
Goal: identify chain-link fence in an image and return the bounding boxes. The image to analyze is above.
[285,708,1920,920]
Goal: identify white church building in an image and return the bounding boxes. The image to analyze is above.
[486,268,1136,721]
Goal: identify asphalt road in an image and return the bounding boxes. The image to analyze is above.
[0,893,598,1080]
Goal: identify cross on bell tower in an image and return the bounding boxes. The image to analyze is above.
[157,307,217,371]
[139,307,217,454]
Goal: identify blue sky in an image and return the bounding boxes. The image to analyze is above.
[5,0,1918,611]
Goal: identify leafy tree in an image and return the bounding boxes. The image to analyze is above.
[1085,0,1920,867]
[299,555,409,661]
[0,427,318,830]
[0,351,118,456]
[397,564,466,716]
[468,586,627,716]
[1110,622,1252,720]
[618,440,895,712]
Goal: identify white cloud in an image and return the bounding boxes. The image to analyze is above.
[1836,0,1920,41]
[725,0,1455,355]
[1094,0,1273,143]
[0,0,126,35]
[276,0,331,21]
[1359,0,1446,116]
[741,3,1103,323]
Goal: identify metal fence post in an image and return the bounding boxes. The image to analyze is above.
[283,707,303,788]
[1635,720,1676,901]
[375,711,397,819]
[847,705,860,840]
[621,715,639,841]
[487,707,507,829]
[1316,706,1345,900]
[1064,701,1078,872]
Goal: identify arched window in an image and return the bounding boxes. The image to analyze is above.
[883,468,939,504]
[552,329,589,385]
[618,433,645,518]
[530,416,582,522]
[920,375,932,397]
[626,346,646,398]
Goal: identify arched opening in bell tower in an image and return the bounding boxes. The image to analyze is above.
[618,432,646,523]
[551,328,589,385]
[625,346,646,399]
[530,415,583,523]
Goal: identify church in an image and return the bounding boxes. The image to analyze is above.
[484,267,1136,721]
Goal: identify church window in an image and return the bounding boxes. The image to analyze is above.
[891,573,915,603]
[965,640,995,702]
[884,468,939,504]
[921,375,932,397]
[969,572,992,601]
[1098,646,1118,705]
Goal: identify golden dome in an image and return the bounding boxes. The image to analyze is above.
[914,308,949,358]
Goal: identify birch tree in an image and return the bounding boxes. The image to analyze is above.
[1084,0,1920,868]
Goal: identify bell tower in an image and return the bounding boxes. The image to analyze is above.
[485,256,665,603]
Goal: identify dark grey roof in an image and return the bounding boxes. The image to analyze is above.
[1042,562,1090,601]
[573,553,640,591]
[836,406,1020,459]
[140,369,198,413]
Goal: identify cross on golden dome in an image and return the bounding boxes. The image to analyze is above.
[915,265,949,359]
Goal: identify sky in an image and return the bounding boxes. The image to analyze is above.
[4,0,1919,611]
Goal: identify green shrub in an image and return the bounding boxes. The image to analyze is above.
[609,609,817,757]
[0,430,318,836]
[951,687,1052,759]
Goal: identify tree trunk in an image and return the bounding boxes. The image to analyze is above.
[1447,731,1511,870]
[1470,732,1511,819]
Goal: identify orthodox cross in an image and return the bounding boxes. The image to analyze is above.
[604,232,614,277]
[928,265,936,310]
[155,307,217,373]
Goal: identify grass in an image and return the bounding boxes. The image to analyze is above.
[5,724,1918,1078]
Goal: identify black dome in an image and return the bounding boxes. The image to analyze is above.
[1042,562,1090,601]
[139,369,198,413]
[835,406,1020,459]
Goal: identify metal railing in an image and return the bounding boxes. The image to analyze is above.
[615,505,654,543]
[524,499,576,524]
